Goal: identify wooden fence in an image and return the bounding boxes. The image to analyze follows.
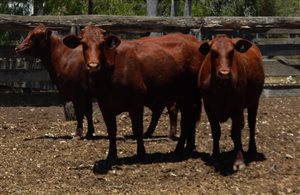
[0,15,300,98]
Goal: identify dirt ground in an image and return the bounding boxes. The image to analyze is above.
[0,96,299,194]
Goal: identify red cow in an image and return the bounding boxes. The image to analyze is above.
[15,24,95,139]
[63,26,204,170]
[198,34,265,171]
[15,24,178,141]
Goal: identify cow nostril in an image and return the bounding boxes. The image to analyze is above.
[88,63,99,68]
[87,63,101,72]
[219,70,230,75]
[218,70,231,79]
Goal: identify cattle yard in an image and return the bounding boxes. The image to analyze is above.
[0,15,299,194]
[0,97,299,194]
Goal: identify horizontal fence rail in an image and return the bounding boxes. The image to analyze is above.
[1,14,300,32]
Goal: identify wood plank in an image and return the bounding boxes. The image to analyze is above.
[263,59,300,76]
[263,28,300,34]
[0,69,50,82]
[1,14,300,32]
[0,81,56,90]
[255,38,300,45]
[257,44,300,56]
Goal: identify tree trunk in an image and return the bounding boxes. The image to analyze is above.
[147,0,158,16]
[147,0,161,36]
[184,0,192,16]
[171,0,179,17]
[88,0,93,15]
[33,0,44,16]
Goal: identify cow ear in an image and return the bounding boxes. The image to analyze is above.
[63,35,81,48]
[105,35,121,50]
[199,42,211,55]
[234,39,252,53]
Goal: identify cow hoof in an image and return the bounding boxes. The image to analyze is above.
[233,161,246,171]
[75,128,83,137]
[85,133,94,140]
[185,144,196,154]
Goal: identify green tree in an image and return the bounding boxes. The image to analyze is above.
[256,0,276,16]
[0,0,31,45]
[90,0,146,16]
[43,0,86,15]
[0,0,31,15]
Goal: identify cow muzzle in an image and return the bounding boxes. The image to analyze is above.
[217,69,231,79]
[15,46,28,55]
[87,63,101,72]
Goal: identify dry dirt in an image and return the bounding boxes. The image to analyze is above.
[0,96,299,194]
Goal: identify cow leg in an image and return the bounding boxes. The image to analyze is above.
[166,101,178,140]
[174,101,186,156]
[174,120,186,157]
[85,97,95,139]
[174,100,196,157]
[247,102,259,154]
[209,119,221,159]
[129,105,146,160]
[72,100,84,138]
[231,111,245,171]
[93,110,118,172]
[203,101,221,159]
[143,106,164,138]
[102,113,118,162]
[184,108,197,154]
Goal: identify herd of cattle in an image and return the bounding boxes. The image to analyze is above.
[14,24,265,172]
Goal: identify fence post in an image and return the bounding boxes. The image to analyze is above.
[63,102,76,121]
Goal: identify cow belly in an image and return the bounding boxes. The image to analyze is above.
[204,96,232,123]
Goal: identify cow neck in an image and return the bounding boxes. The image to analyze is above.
[40,34,63,81]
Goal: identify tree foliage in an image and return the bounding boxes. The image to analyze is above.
[1,0,299,16]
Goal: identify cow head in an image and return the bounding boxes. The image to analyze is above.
[63,25,121,72]
[15,24,52,57]
[199,34,252,80]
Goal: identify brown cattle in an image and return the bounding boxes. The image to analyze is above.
[198,34,265,171]
[15,24,178,141]
[63,26,204,170]
[15,24,95,139]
